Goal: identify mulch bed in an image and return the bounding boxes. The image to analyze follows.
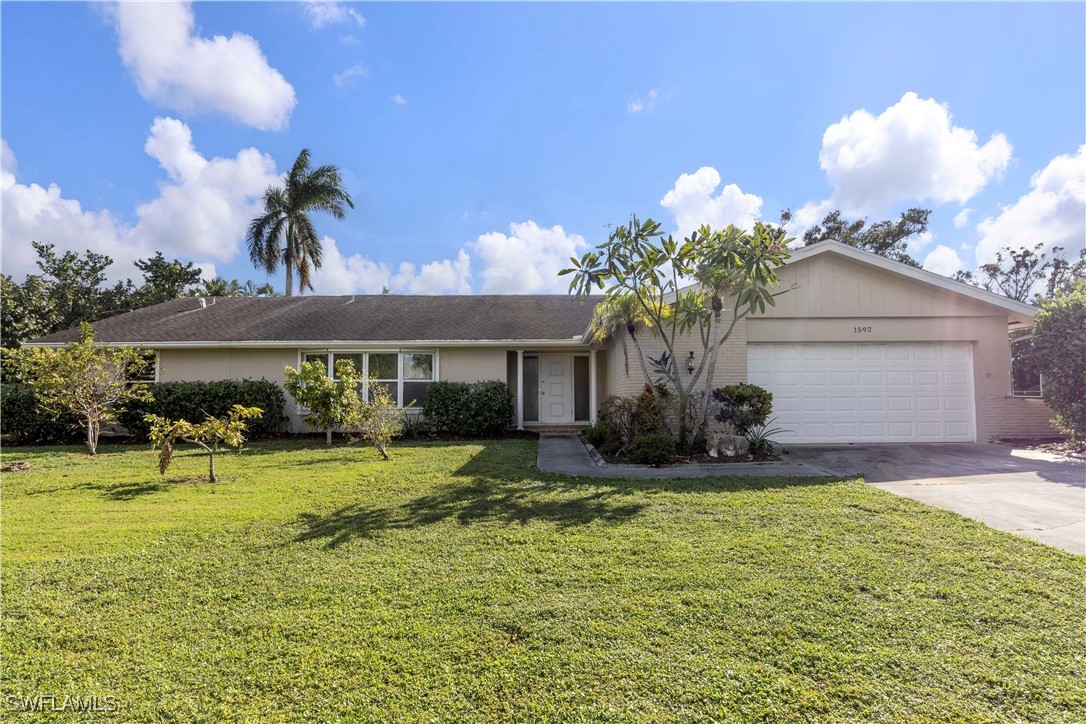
[1001,437,1085,460]
[1,461,34,473]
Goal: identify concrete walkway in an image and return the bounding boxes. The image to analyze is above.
[536,435,827,479]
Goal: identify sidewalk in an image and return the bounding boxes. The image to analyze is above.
[536,435,830,479]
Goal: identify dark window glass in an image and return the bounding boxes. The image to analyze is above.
[523,356,540,423]
[368,380,398,406]
[403,353,433,380]
[332,353,365,379]
[574,356,590,421]
[403,381,431,408]
[369,353,398,380]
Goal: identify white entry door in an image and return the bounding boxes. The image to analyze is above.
[747,342,976,443]
[539,354,573,423]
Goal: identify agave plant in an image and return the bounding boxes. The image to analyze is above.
[746,416,790,456]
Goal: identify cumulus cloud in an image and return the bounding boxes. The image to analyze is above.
[2,120,280,281]
[391,94,407,106]
[974,145,1085,266]
[333,64,369,88]
[469,221,588,294]
[114,1,296,130]
[953,208,974,229]
[818,92,1011,213]
[309,239,471,295]
[302,1,365,29]
[922,244,963,277]
[660,167,764,238]
[627,88,659,113]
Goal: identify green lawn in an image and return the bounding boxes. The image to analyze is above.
[2,440,1083,722]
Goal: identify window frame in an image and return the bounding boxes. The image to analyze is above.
[296,348,439,411]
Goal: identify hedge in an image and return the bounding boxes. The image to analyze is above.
[118,380,288,440]
[421,380,514,436]
[1,384,83,445]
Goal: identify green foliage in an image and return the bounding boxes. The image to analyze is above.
[146,405,263,483]
[4,323,152,454]
[283,359,363,444]
[581,422,608,448]
[246,148,354,296]
[2,440,1085,720]
[786,207,930,267]
[628,434,678,465]
[119,379,287,440]
[0,384,82,444]
[195,278,280,297]
[562,215,792,448]
[746,416,789,456]
[128,252,203,309]
[343,375,405,460]
[1032,280,1086,442]
[712,383,774,436]
[422,380,514,436]
[596,385,672,455]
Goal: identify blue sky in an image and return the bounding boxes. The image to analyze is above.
[2,1,1083,294]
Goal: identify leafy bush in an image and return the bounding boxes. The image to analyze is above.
[119,380,287,440]
[422,380,514,436]
[712,383,773,436]
[746,416,788,456]
[283,360,362,445]
[146,405,264,483]
[629,434,678,465]
[1033,279,1086,442]
[344,376,404,460]
[596,385,672,454]
[1,383,83,445]
[581,422,608,448]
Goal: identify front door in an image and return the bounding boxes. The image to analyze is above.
[539,354,573,423]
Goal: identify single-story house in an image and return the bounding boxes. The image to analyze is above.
[29,241,1056,443]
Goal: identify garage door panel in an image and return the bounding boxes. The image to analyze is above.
[748,342,975,443]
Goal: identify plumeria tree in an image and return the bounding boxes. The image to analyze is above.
[283,358,363,445]
[344,376,407,460]
[562,216,792,449]
[6,323,153,454]
[146,405,264,483]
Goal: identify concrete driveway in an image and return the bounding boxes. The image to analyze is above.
[786,443,1085,554]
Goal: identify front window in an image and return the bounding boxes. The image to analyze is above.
[299,350,435,409]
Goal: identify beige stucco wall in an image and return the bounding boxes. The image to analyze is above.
[439,347,509,383]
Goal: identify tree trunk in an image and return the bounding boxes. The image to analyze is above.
[86,417,97,455]
[376,441,390,461]
[326,428,333,446]
[208,451,217,483]
[285,255,294,297]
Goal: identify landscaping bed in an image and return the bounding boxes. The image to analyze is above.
[3,439,1084,721]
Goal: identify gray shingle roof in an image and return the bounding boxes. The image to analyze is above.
[29,295,602,345]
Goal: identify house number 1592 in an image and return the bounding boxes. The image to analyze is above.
[854,326,872,333]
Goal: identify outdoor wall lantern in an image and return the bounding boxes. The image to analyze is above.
[686,351,696,374]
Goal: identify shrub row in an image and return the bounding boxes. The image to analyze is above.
[421,380,514,436]
[1,384,83,445]
[119,380,288,439]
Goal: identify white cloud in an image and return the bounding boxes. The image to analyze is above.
[469,221,588,294]
[922,244,963,277]
[391,94,407,105]
[310,239,471,295]
[2,120,280,281]
[627,88,659,113]
[953,208,974,229]
[660,167,764,238]
[393,251,472,294]
[114,1,296,131]
[818,92,1011,213]
[974,145,1085,266]
[303,1,365,29]
[333,64,369,88]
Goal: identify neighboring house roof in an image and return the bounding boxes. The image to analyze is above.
[786,241,1038,321]
[29,295,602,347]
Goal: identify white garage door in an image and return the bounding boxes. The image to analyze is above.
[747,342,975,443]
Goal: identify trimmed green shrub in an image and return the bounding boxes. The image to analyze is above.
[119,380,287,440]
[422,380,514,436]
[712,383,773,435]
[1,383,83,444]
[1033,279,1086,443]
[629,434,677,465]
[596,385,673,455]
[581,422,608,448]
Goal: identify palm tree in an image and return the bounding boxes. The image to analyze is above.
[246,149,354,296]
[588,293,662,381]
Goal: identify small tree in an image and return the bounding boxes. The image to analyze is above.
[1032,279,1086,445]
[283,359,362,445]
[146,405,263,483]
[6,322,153,454]
[344,377,407,460]
[562,216,792,449]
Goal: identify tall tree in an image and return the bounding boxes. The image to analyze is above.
[953,244,1085,304]
[130,252,203,308]
[246,149,354,296]
[780,207,931,266]
[195,278,280,297]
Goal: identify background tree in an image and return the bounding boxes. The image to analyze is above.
[587,294,660,377]
[780,207,930,266]
[1031,280,1086,446]
[147,405,263,483]
[563,216,792,450]
[128,253,203,308]
[6,323,153,454]
[343,375,405,460]
[283,358,362,445]
[246,149,354,296]
[195,278,280,298]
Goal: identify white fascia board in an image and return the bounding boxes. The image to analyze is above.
[26,338,592,350]
[788,241,1038,318]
